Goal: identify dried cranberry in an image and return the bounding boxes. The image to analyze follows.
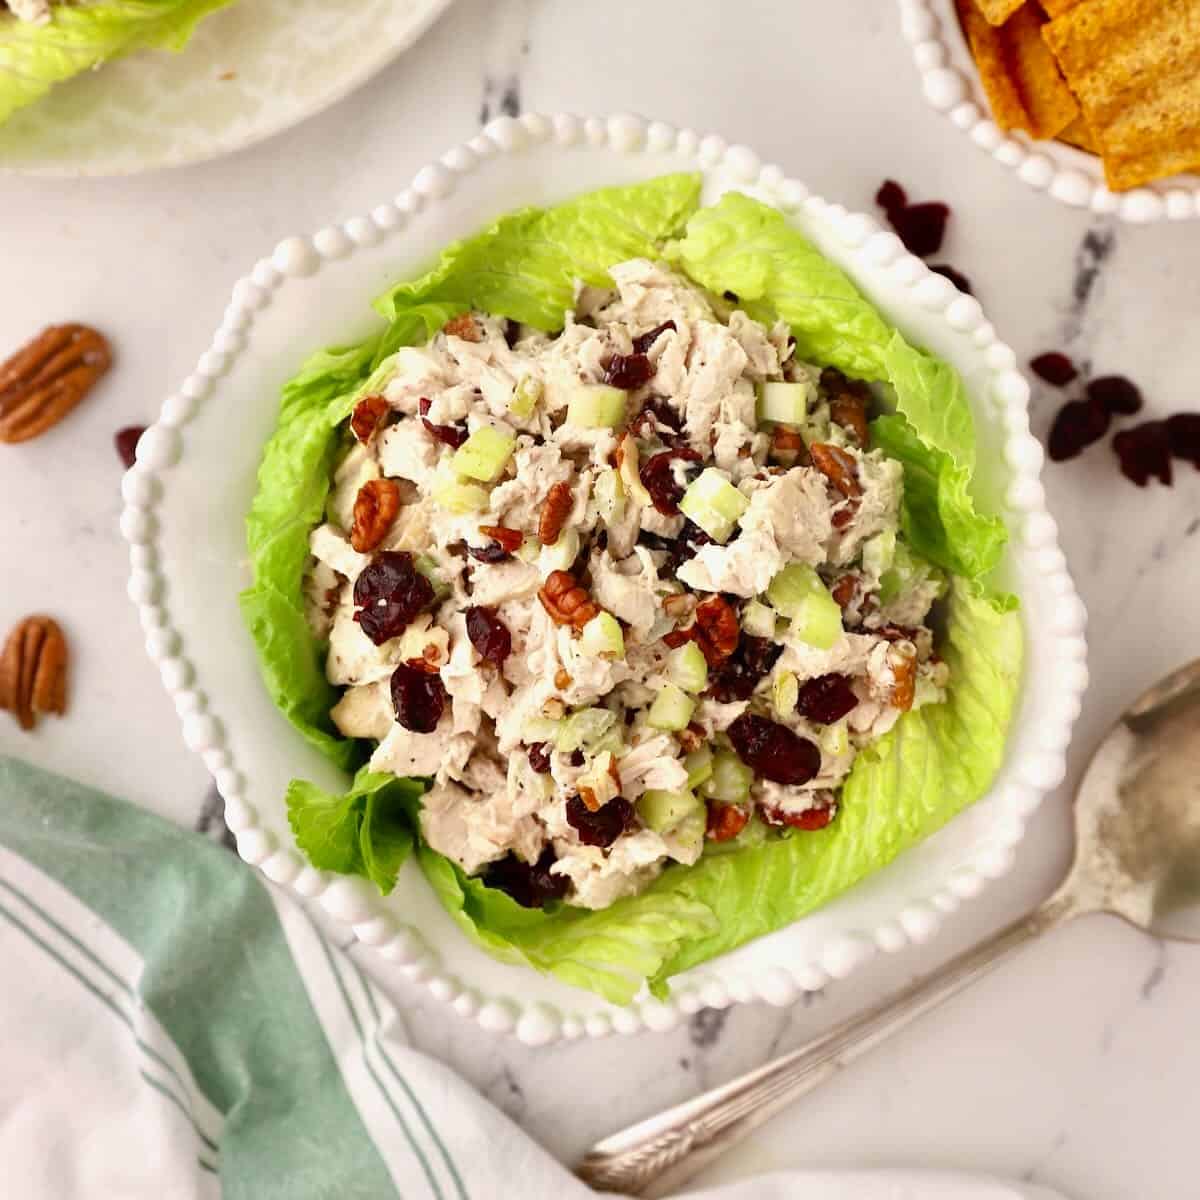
[465,605,512,666]
[353,551,435,644]
[632,321,676,354]
[1029,352,1078,387]
[1087,375,1143,417]
[706,636,783,702]
[639,447,702,515]
[390,662,447,733]
[418,396,468,449]
[875,179,907,215]
[468,542,511,564]
[795,674,859,724]
[604,352,654,390]
[484,848,569,908]
[632,397,683,441]
[929,264,972,295]
[569,749,586,768]
[503,318,520,349]
[1113,422,1172,487]
[728,714,821,786]
[527,743,552,773]
[114,425,146,469]
[1047,399,1110,462]
[761,799,837,831]
[565,794,635,848]
[1166,413,1200,467]
[890,202,950,258]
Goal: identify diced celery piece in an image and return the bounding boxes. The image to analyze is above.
[678,468,749,543]
[667,642,708,694]
[594,466,626,525]
[452,426,516,482]
[758,380,813,426]
[684,746,714,790]
[566,384,626,429]
[508,375,542,418]
[818,722,850,759]
[516,535,541,564]
[432,472,489,514]
[767,564,842,650]
[700,750,753,804]
[521,715,561,743]
[581,612,625,659]
[637,787,702,834]
[862,529,896,578]
[666,808,707,857]
[555,707,617,753]
[772,670,798,718]
[537,527,581,576]
[414,554,451,600]
[912,675,944,710]
[647,683,696,732]
[591,724,626,757]
[741,599,777,640]
[879,543,948,607]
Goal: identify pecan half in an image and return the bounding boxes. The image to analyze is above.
[443,313,482,342]
[350,394,390,444]
[538,480,573,546]
[539,570,599,630]
[887,644,918,712]
[769,424,809,467]
[693,595,739,665]
[350,478,401,553]
[809,443,862,499]
[0,325,112,445]
[706,803,750,842]
[0,616,68,731]
[830,393,869,447]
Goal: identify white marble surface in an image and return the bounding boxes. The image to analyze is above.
[2,3,1199,1197]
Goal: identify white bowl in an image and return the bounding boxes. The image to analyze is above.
[121,112,1087,1044]
[899,0,1200,223]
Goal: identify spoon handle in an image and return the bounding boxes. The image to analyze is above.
[576,896,1073,1197]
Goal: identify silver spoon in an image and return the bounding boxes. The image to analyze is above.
[577,660,1200,1197]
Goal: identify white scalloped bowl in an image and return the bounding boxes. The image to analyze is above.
[121,113,1087,1045]
[900,0,1200,222]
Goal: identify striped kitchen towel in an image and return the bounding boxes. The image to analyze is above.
[0,756,1070,1200]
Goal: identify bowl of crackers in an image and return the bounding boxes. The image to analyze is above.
[900,0,1200,221]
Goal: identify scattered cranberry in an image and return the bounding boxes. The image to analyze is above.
[632,321,676,354]
[527,743,552,773]
[728,714,821,786]
[795,674,859,725]
[390,662,447,733]
[892,202,950,257]
[604,352,654,390]
[418,396,469,449]
[569,748,586,768]
[631,396,683,442]
[1047,399,1110,462]
[465,605,512,666]
[1029,352,1078,387]
[706,636,783,702]
[639,447,702,515]
[929,264,972,295]
[565,794,635,848]
[875,179,907,216]
[467,542,511,564]
[353,551,434,644]
[1166,414,1200,468]
[761,799,837,831]
[638,520,711,574]
[483,848,569,908]
[1087,375,1143,417]
[1113,422,1172,487]
[504,319,520,349]
[114,425,146,469]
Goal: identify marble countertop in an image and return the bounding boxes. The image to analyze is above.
[2,3,1198,1197]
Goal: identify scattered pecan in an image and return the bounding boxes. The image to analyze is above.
[662,628,694,650]
[769,424,809,467]
[830,574,860,611]
[539,480,573,546]
[0,325,112,445]
[350,478,401,553]
[403,655,441,675]
[478,524,524,553]
[706,803,750,842]
[661,592,696,621]
[887,644,918,712]
[539,570,599,630]
[693,595,739,666]
[578,785,600,813]
[809,443,862,499]
[677,722,706,754]
[555,667,571,691]
[831,501,859,530]
[443,313,481,342]
[350,394,390,444]
[607,756,623,790]
[0,616,68,731]
[830,393,869,447]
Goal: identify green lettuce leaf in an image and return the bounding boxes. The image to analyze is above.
[0,0,235,125]
[286,768,424,896]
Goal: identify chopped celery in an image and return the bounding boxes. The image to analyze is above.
[862,529,896,578]
[637,787,702,833]
[741,599,777,640]
[772,670,798,718]
[647,683,696,732]
[537,527,581,576]
[516,534,541,564]
[509,375,542,418]
[432,471,489,514]
[818,722,850,759]
[521,715,561,743]
[581,612,625,659]
[594,467,626,525]
[700,750,754,804]
[879,543,948,607]
[555,707,617,753]
[758,380,813,426]
[414,554,451,600]
[566,384,626,428]
[679,468,749,543]
[590,724,626,757]
[912,675,944,710]
[767,564,842,650]
[684,746,714,790]
[667,642,708,694]
[452,426,516,482]
[666,808,707,857]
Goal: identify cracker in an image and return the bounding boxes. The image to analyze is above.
[974,0,1026,25]
[1058,114,1099,153]
[1039,0,1083,15]
[1044,0,1200,189]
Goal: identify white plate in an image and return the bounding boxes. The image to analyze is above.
[0,0,451,177]
[899,0,1200,222]
[121,113,1087,1044]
